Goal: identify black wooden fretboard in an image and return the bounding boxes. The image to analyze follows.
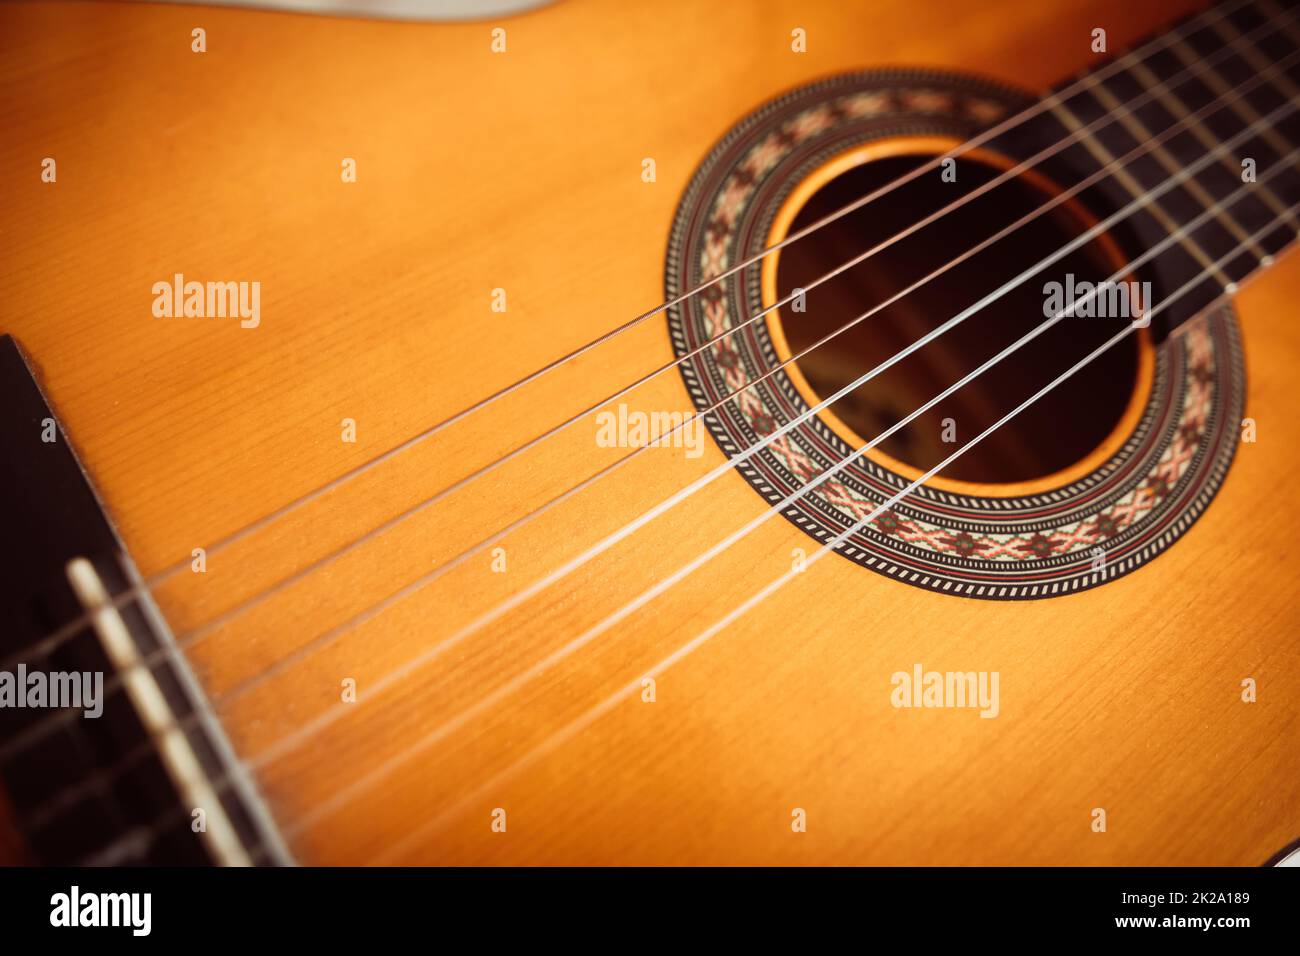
[986,0,1300,336]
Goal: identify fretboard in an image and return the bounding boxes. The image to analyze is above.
[987,0,1300,335]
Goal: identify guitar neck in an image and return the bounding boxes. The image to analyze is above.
[987,0,1300,335]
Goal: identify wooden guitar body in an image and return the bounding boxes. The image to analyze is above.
[0,0,1296,865]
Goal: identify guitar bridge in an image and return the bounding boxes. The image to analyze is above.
[0,334,291,865]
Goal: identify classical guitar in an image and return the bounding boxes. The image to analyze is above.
[1,0,1298,868]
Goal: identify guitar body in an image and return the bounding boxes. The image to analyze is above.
[1,0,1297,865]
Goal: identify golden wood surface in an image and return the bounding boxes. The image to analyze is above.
[1,0,1297,864]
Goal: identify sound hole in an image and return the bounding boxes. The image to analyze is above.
[774,150,1140,486]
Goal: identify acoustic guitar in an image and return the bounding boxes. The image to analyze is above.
[1,0,1297,867]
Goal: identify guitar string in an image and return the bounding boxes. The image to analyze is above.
[132,9,1299,658]
[365,215,1292,866]
[18,136,1284,859]
[228,97,1300,768]
[16,63,1296,820]
[6,0,1234,669]
[277,181,1300,851]
[66,126,1300,865]
[9,0,1252,664]
[3,8,1288,768]
[99,193,1298,866]
[7,31,1292,778]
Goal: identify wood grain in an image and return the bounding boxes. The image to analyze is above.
[1,0,1296,865]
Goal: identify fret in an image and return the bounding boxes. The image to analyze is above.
[1046,97,1235,286]
[941,0,1300,333]
[1213,7,1300,134]
[1177,8,1300,210]
[1232,0,1300,73]
[1010,95,1224,334]
[1203,3,1300,253]
[1098,60,1267,258]
[980,0,1300,335]
[1140,44,1300,235]
[1216,5,1300,164]
[1084,70,1263,275]
[1153,40,1280,152]
[1185,4,1294,170]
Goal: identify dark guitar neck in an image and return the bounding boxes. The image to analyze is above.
[989,0,1300,337]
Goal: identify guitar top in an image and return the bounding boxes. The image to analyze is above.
[0,0,1297,866]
